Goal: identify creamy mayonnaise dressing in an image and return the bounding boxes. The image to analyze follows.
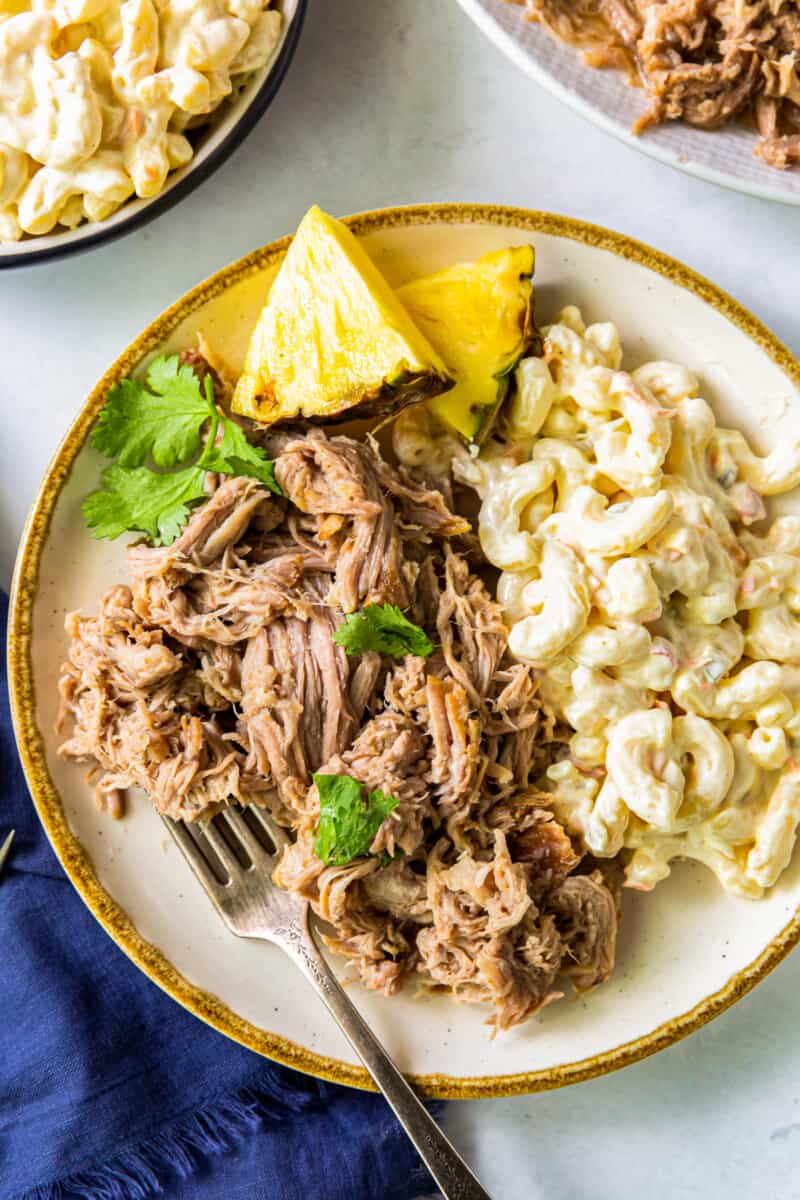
[0,0,281,240]
[396,305,800,899]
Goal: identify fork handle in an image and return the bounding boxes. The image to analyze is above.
[279,919,493,1200]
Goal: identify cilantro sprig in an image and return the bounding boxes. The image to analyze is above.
[83,355,281,546]
[333,604,433,659]
[313,773,400,866]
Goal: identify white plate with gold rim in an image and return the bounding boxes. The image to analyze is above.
[9,204,800,1098]
[456,0,800,207]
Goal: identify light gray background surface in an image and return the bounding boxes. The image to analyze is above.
[2,3,799,1198]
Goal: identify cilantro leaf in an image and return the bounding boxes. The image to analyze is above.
[85,354,282,545]
[91,356,212,468]
[313,773,400,866]
[333,604,433,659]
[82,464,207,545]
[201,412,282,495]
[145,354,210,405]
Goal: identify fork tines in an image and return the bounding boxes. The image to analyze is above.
[163,804,286,892]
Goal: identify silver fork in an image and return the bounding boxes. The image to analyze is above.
[164,806,493,1200]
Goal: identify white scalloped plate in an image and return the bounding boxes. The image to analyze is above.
[9,204,800,1098]
[456,0,800,206]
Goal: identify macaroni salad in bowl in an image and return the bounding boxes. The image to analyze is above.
[397,305,800,902]
[0,0,282,242]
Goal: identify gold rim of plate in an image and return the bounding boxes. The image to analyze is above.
[8,203,800,1099]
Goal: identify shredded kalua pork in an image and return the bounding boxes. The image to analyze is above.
[58,401,619,1030]
[518,0,800,169]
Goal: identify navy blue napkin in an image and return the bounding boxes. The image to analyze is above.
[0,593,439,1200]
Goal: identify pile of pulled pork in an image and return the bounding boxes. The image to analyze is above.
[520,0,800,169]
[58,421,619,1031]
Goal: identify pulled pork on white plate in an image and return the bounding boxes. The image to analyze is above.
[517,0,800,170]
[58,417,619,1031]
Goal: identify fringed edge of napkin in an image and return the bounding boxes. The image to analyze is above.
[18,1071,321,1200]
[17,1068,443,1200]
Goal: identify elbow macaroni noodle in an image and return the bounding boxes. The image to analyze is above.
[0,0,282,240]
[401,305,800,900]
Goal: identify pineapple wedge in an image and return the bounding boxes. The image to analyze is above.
[232,206,453,425]
[396,246,538,442]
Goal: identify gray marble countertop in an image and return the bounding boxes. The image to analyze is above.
[2,2,799,1196]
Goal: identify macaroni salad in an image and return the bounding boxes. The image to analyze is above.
[0,0,282,241]
[398,306,800,900]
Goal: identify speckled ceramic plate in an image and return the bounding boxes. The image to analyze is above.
[456,0,800,207]
[9,204,800,1098]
